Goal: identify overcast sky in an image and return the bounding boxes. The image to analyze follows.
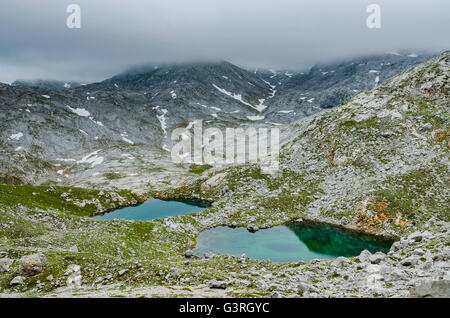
[0,0,449,83]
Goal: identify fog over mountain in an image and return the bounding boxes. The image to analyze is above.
[0,0,449,83]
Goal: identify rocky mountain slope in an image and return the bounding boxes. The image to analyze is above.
[259,51,432,123]
[0,51,448,298]
[0,53,432,190]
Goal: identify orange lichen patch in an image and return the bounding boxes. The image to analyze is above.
[375,212,388,224]
[394,212,408,227]
[375,202,388,213]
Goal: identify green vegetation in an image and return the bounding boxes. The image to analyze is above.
[188,164,213,175]
[372,167,450,226]
[406,95,448,129]
[0,184,143,217]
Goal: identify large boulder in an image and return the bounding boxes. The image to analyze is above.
[410,280,450,298]
[10,276,24,286]
[359,250,372,263]
[201,173,226,191]
[19,254,46,277]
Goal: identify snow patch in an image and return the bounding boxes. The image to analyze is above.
[247,115,265,121]
[77,150,104,167]
[212,84,261,111]
[122,137,134,145]
[67,105,90,117]
[375,76,380,84]
[9,132,23,141]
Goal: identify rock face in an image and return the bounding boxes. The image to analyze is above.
[19,254,46,277]
[0,258,13,273]
[410,280,450,298]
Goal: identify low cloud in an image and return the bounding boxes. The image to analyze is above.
[1,0,449,83]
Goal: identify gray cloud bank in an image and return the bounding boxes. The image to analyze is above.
[0,0,449,83]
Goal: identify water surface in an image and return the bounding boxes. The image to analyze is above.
[193,222,394,262]
[93,199,210,221]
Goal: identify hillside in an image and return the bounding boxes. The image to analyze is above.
[0,52,448,298]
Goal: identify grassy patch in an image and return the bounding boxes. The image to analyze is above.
[0,184,144,217]
[188,164,213,175]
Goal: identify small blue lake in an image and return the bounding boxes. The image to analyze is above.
[193,222,394,263]
[93,199,210,221]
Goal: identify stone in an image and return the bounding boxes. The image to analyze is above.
[359,250,372,263]
[66,264,82,289]
[432,253,445,262]
[10,276,24,286]
[201,173,226,191]
[69,245,79,253]
[247,225,259,233]
[240,254,249,260]
[379,265,392,276]
[390,241,402,253]
[0,258,13,273]
[413,248,425,256]
[401,257,418,266]
[407,232,423,243]
[339,217,350,226]
[365,264,381,273]
[298,281,317,293]
[118,269,128,276]
[391,268,407,281]
[420,123,433,131]
[183,249,194,258]
[332,257,350,267]
[19,254,46,277]
[209,280,227,289]
[366,274,384,289]
[369,252,386,264]
[410,280,450,298]
[46,275,54,281]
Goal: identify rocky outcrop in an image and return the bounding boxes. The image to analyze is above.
[410,280,450,298]
[19,254,46,277]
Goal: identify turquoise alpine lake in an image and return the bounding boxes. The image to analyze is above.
[93,199,210,221]
[193,222,395,262]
